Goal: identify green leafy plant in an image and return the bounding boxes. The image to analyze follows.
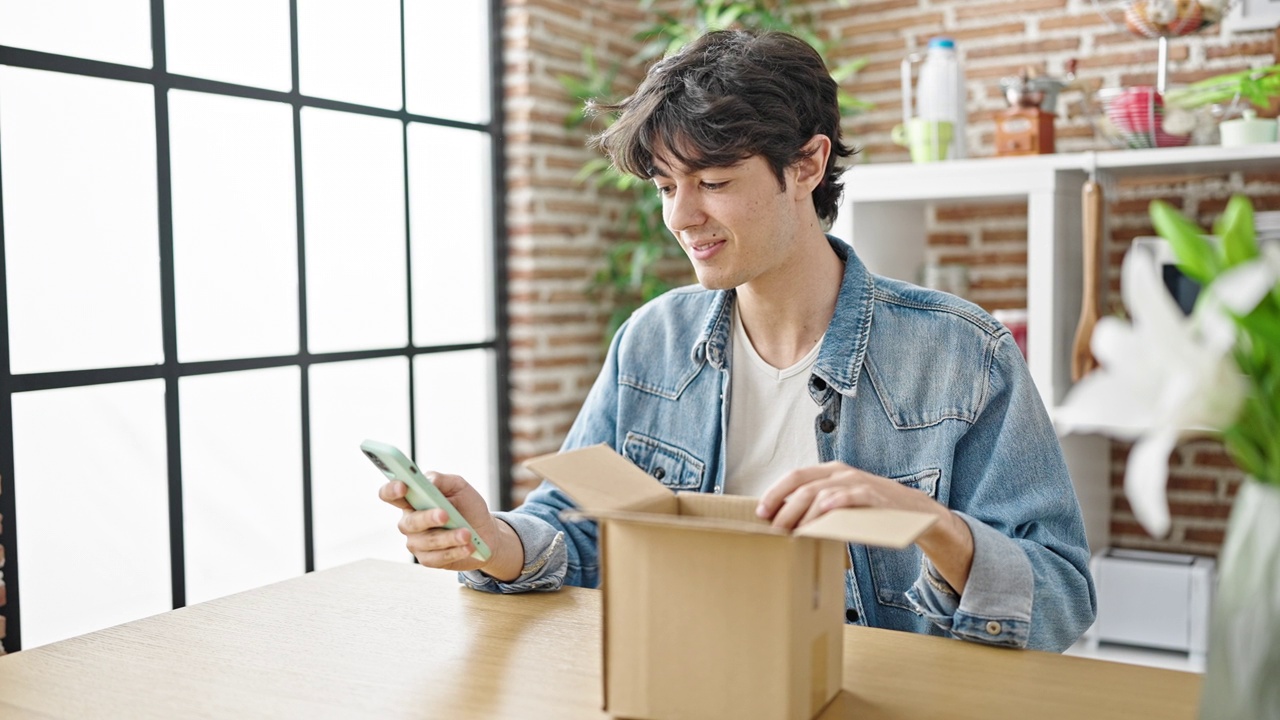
[560,0,867,342]
[1150,196,1280,487]
[1057,194,1280,536]
[1165,64,1280,112]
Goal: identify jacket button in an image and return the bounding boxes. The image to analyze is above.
[819,419,836,433]
[652,467,666,480]
[810,376,827,392]
[985,621,1002,636]
[845,608,859,623]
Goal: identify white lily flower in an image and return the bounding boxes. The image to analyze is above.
[1204,242,1280,318]
[1057,244,1249,537]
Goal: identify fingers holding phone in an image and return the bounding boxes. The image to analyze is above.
[363,440,496,568]
[382,471,496,571]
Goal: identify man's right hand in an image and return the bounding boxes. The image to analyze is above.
[378,472,524,582]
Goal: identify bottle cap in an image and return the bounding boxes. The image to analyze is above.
[928,37,956,50]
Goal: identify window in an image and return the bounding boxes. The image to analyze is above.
[0,0,508,651]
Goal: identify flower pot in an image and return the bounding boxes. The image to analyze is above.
[1218,109,1279,147]
[1198,478,1280,719]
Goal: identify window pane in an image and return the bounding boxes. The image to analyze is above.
[309,357,411,570]
[180,367,304,605]
[404,0,489,123]
[0,67,162,374]
[164,0,292,91]
[414,350,496,507]
[301,108,407,354]
[0,0,151,67]
[13,380,170,648]
[297,0,401,110]
[408,124,492,346]
[169,90,299,362]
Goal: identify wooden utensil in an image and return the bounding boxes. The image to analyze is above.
[1071,179,1104,381]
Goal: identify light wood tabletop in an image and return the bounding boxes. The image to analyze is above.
[0,559,1202,719]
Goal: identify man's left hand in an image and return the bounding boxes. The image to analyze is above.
[756,461,975,592]
[756,461,947,530]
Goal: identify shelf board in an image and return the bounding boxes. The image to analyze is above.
[844,145,1280,203]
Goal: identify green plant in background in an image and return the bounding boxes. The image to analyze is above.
[1150,196,1280,487]
[560,0,868,343]
[1058,194,1280,534]
[1165,64,1280,112]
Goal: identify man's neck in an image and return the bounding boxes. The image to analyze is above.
[735,231,844,370]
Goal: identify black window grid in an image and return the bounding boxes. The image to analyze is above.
[0,0,512,653]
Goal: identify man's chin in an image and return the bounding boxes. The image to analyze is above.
[692,269,737,291]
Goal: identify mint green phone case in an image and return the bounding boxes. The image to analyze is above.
[360,439,493,562]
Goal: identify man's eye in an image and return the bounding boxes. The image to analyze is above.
[701,181,727,190]
[656,185,674,196]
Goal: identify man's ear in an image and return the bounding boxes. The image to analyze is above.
[789,134,832,198]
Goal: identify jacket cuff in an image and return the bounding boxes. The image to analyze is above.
[459,512,567,594]
[906,511,1033,648]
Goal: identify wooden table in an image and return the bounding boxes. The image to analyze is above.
[0,559,1202,719]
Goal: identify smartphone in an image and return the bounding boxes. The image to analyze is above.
[360,439,492,563]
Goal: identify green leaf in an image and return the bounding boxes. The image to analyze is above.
[1224,424,1267,481]
[1214,194,1259,268]
[1149,199,1220,284]
[830,57,868,82]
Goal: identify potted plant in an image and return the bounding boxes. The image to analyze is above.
[1165,64,1280,146]
[1057,195,1280,719]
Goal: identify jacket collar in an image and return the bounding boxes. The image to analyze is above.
[692,236,875,397]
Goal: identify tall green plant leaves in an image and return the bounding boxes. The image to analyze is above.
[1151,194,1280,487]
[1215,194,1259,268]
[1150,199,1220,284]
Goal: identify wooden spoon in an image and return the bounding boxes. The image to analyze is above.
[1071,179,1104,382]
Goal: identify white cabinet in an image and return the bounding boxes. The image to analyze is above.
[833,144,1280,554]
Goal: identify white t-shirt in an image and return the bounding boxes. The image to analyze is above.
[724,306,824,498]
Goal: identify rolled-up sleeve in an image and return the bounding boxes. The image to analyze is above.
[906,512,1034,648]
[908,332,1096,651]
[460,512,567,593]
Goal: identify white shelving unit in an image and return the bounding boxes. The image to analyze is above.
[833,144,1280,554]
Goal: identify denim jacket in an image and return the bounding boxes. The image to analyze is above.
[465,237,1096,652]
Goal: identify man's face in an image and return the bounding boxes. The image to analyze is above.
[651,153,802,291]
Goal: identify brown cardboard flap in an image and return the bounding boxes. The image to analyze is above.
[675,492,764,523]
[562,507,790,537]
[792,508,937,548]
[524,444,678,515]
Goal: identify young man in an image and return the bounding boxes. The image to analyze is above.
[380,29,1095,651]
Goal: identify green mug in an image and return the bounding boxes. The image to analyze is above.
[891,119,954,162]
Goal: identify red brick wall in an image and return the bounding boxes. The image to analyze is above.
[505,0,1280,557]
[503,0,654,498]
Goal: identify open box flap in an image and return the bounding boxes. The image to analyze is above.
[560,507,789,536]
[792,508,937,548]
[524,444,678,515]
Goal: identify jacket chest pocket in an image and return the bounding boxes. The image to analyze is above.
[867,468,941,610]
[622,432,705,490]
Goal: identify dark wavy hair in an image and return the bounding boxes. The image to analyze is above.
[592,29,857,224]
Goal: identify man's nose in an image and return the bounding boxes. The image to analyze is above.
[664,187,705,232]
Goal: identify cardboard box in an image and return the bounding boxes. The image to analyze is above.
[526,445,937,720]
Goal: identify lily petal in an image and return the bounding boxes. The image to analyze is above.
[1203,256,1276,317]
[1123,242,1188,340]
[1125,429,1179,538]
[1054,368,1157,439]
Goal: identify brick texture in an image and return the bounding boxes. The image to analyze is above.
[507,0,1280,559]
[503,0,656,502]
